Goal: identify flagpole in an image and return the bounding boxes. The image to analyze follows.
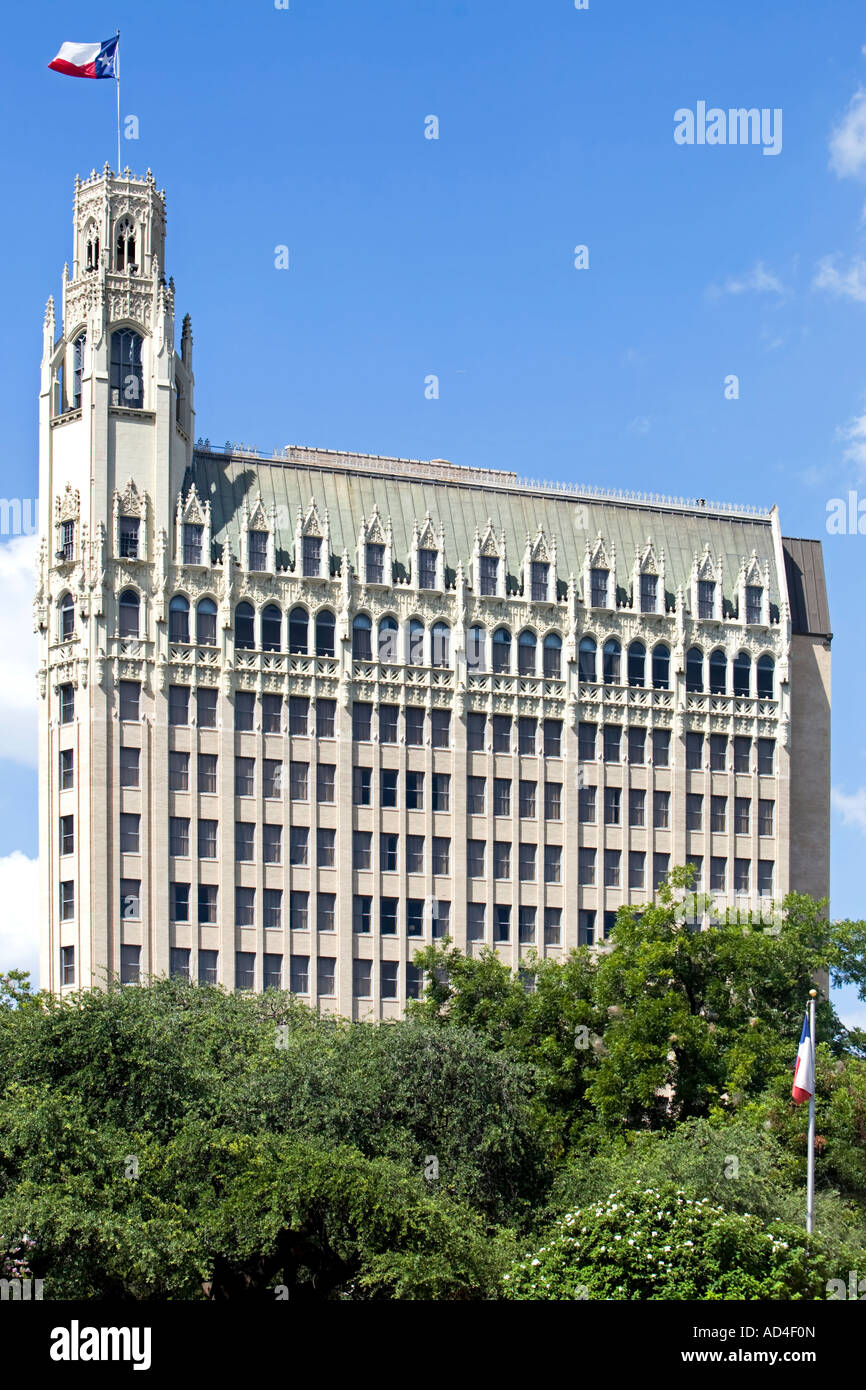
[115,31,121,172]
[806,988,817,1234]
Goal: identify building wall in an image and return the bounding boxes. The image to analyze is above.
[787,632,831,903]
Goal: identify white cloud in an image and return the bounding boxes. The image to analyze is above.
[813,253,866,303]
[0,535,38,768]
[627,416,651,436]
[832,785,866,833]
[829,87,866,179]
[706,261,786,299]
[0,851,39,986]
[835,411,866,474]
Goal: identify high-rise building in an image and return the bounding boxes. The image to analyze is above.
[37,168,831,1014]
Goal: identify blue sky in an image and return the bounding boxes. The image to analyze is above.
[1,0,865,1019]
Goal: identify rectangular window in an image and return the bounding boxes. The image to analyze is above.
[234,691,255,732]
[686,732,703,770]
[519,905,537,944]
[604,911,618,940]
[640,573,658,613]
[734,736,752,774]
[578,910,595,947]
[316,698,335,739]
[353,830,372,871]
[317,956,337,995]
[353,701,373,743]
[432,837,451,875]
[59,747,75,790]
[199,950,219,986]
[120,944,140,985]
[518,842,536,881]
[627,726,646,764]
[417,548,437,589]
[431,772,450,812]
[467,902,486,941]
[261,694,282,735]
[578,784,596,822]
[408,828,425,872]
[262,954,283,991]
[653,853,670,890]
[245,530,267,572]
[289,696,309,736]
[604,849,621,887]
[578,847,596,886]
[544,781,561,820]
[302,535,321,578]
[467,712,486,751]
[711,795,727,833]
[467,776,486,814]
[288,761,308,801]
[316,763,335,803]
[745,585,763,624]
[432,899,450,939]
[734,858,750,893]
[380,896,398,934]
[629,850,645,889]
[629,788,646,826]
[603,724,621,763]
[263,823,283,865]
[492,715,512,753]
[431,709,451,748]
[530,561,549,601]
[604,787,621,826]
[519,780,537,818]
[494,904,511,943]
[263,888,282,930]
[318,893,336,932]
[544,720,563,758]
[119,680,141,723]
[758,799,775,837]
[710,734,728,771]
[60,944,75,986]
[377,767,397,809]
[758,860,774,896]
[734,797,751,835]
[59,880,75,921]
[235,952,255,991]
[121,878,140,919]
[235,886,255,926]
[757,738,775,776]
[517,718,536,756]
[59,684,74,724]
[467,839,486,878]
[197,687,218,728]
[493,841,511,879]
[686,793,703,832]
[406,771,424,810]
[317,827,336,867]
[687,856,703,890]
[59,814,74,856]
[697,579,715,620]
[652,728,670,767]
[286,825,305,866]
[260,758,279,798]
[379,704,399,744]
[590,568,608,608]
[710,856,727,892]
[353,958,373,996]
[479,554,498,596]
[198,753,218,795]
[353,765,372,806]
[407,899,424,936]
[366,542,385,584]
[198,883,218,925]
[544,907,561,945]
[120,812,141,854]
[168,816,189,858]
[653,789,670,828]
[169,684,189,726]
[290,891,309,931]
[353,896,372,934]
[171,881,190,922]
[380,960,399,999]
[235,821,255,862]
[118,515,139,559]
[405,706,425,746]
[235,757,255,797]
[169,750,189,791]
[198,819,218,859]
[544,843,562,883]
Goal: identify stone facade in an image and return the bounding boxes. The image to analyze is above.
[37,169,831,1016]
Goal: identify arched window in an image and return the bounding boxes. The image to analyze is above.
[757,654,774,699]
[315,609,335,657]
[196,597,217,646]
[709,649,727,695]
[492,627,512,674]
[353,614,373,661]
[518,630,537,676]
[686,647,704,693]
[110,330,143,409]
[115,218,137,272]
[467,625,486,672]
[627,640,645,687]
[543,632,562,679]
[59,592,75,641]
[85,224,99,272]
[288,606,308,654]
[169,594,190,643]
[733,651,751,697]
[431,621,450,668]
[119,588,140,639]
[71,334,85,410]
[578,635,597,683]
[603,638,621,684]
[652,643,670,690]
[408,619,425,666]
[235,601,255,650]
[261,604,282,652]
[378,615,399,662]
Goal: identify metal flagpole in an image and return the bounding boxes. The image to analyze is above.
[806,987,817,1234]
[115,31,121,172]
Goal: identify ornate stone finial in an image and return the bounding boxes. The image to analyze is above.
[44,296,55,328]
[103,159,111,176]
[123,165,131,179]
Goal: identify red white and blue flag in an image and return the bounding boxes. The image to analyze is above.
[792,1009,815,1105]
[48,38,118,80]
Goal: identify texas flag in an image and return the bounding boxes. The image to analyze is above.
[792,1009,815,1105]
[48,37,118,79]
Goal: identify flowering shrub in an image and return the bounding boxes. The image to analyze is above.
[502,1185,834,1300]
[1,1234,35,1282]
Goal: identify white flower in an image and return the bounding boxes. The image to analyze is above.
[531,1258,541,1267]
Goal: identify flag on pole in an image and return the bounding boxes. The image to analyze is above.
[792,1008,815,1105]
[48,38,118,79]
